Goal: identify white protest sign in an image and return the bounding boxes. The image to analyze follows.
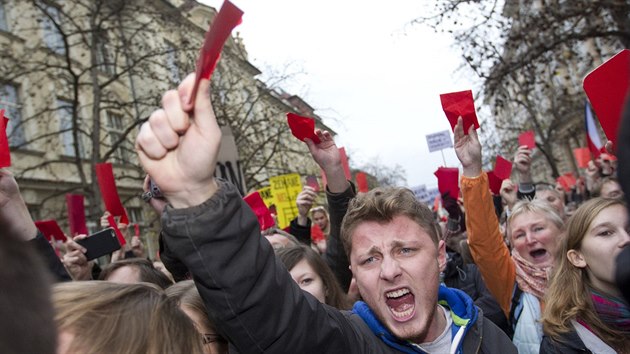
[425,130,453,152]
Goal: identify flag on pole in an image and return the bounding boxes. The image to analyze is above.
[585,100,603,158]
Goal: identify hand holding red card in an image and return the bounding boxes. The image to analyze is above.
[107,214,127,247]
[287,113,321,144]
[518,130,536,149]
[434,167,459,199]
[440,90,480,134]
[583,49,630,148]
[244,191,275,231]
[95,163,129,224]
[188,0,243,109]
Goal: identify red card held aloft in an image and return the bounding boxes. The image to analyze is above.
[287,113,321,144]
[518,130,536,149]
[486,171,503,195]
[107,214,127,247]
[305,175,320,193]
[244,191,275,231]
[434,167,459,199]
[440,90,480,134]
[35,220,67,242]
[0,109,10,168]
[556,173,577,192]
[189,0,244,107]
[494,155,513,180]
[95,163,129,224]
[65,194,88,236]
[339,147,352,180]
[583,49,630,148]
[573,147,591,169]
[355,172,369,193]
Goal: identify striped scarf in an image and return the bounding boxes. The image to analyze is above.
[591,288,630,334]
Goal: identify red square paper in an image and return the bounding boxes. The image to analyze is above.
[189,0,244,107]
[518,130,536,149]
[287,113,320,144]
[434,167,459,199]
[338,147,352,180]
[440,90,480,134]
[355,172,369,193]
[0,109,10,168]
[66,194,88,236]
[244,191,275,231]
[486,171,503,195]
[494,155,513,180]
[583,49,630,147]
[95,163,129,224]
[35,220,67,242]
[573,147,591,169]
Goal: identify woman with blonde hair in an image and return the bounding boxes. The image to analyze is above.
[541,198,630,353]
[166,280,229,354]
[53,281,203,354]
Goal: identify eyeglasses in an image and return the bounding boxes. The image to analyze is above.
[202,333,226,345]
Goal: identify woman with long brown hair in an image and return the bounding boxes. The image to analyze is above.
[541,198,630,353]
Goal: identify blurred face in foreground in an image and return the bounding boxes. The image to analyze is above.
[568,204,630,297]
[510,211,561,268]
[349,215,446,343]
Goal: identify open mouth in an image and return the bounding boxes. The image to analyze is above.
[385,287,416,321]
[529,249,548,260]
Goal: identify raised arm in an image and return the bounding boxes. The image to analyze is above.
[454,118,515,316]
[305,131,354,291]
[135,75,356,353]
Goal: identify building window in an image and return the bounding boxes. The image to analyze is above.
[57,99,84,157]
[106,112,130,164]
[95,30,113,75]
[40,4,65,55]
[0,83,25,147]
[127,207,144,224]
[165,42,179,83]
[0,1,8,32]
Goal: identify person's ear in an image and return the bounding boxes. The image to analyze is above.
[567,249,586,268]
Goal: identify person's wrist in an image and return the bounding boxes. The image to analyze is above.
[168,179,218,209]
[518,171,532,183]
[462,164,482,178]
[297,215,309,226]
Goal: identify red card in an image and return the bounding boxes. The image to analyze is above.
[486,171,503,195]
[107,214,127,247]
[518,130,536,149]
[440,90,480,134]
[556,173,577,192]
[244,191,275,231]
[0,109,10,168]
[287,113,321,144]
[573,147,591,169]
[65,194,88,236]
[338,147,352,180]
[434,167,459,199]
[583,49,630,147]
[189,0,243,107]
[356,172,369,193]
[35,220,67,242]
[494,155,513,180]
[310,224,325,243]
[305,175,320,193]
[134,224,140,237]
[95,163,129,224]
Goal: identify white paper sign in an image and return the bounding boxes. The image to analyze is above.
[426,130,453,152]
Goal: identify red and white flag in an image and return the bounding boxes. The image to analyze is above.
[585,101,603,158]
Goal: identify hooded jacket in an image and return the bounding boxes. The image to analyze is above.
[160,180,516,353]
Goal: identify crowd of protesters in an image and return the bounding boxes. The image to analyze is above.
[1,71,629,354]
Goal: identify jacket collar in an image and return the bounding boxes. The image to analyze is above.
[352,285,478,354]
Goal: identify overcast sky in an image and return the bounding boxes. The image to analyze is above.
[199,0,476,188]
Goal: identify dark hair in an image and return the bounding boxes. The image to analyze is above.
[99,258,174,289]
[276,245,351,310]
[341,187,440,258]
[0,235,56,354]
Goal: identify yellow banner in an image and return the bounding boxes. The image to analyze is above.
[269,173,302,229]
[258,187,274,208]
